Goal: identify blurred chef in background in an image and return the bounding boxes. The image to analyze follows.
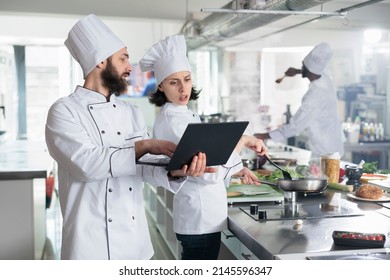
[254,42,344,159]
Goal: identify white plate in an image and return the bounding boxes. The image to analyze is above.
[346,192,390,202]
[360,174,388,183]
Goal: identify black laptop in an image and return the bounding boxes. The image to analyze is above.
[136,121,249,171]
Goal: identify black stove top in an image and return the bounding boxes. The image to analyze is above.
[240,202,364,221]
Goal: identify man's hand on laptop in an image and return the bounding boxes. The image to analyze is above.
[135,139,177,160]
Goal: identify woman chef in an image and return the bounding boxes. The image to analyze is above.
[45,15,213,260]
[139,34,268,260]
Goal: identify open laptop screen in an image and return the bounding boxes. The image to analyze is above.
[137,121,249,171]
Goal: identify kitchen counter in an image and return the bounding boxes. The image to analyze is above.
[225,142,390,260]
[0,140,54,260]
[0,140,52,180]
[227,190,390,259]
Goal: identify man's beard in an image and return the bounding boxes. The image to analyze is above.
[101,59,128,95]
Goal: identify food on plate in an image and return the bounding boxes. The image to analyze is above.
[360,173,388,183]
[333,231,385,241]
[333,231,386,248]
[332,230,386,247]
[355,184,383,199]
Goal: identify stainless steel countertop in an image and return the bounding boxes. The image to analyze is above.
[0,140,53,180]
[227,190,390,260]
[227,142,390,259]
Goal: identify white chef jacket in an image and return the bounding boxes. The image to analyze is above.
[153,103,243,235]
[45,86,184,260]
[269,73,344,158]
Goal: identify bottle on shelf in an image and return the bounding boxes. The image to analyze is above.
[377,123,384,141]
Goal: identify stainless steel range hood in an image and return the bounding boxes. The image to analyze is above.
[181,0,335,50]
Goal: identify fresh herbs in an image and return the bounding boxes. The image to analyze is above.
[362,161,389,174]
[362,162,378,174]
[256,168,303,182]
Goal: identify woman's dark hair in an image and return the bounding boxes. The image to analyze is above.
[148,86,201,107]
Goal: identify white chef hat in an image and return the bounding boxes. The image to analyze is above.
[64,14,126,78]
[139,34,191,85]
[303,42,333,75]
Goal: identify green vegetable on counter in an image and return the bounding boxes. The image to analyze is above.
[327,182,353,192]
[362,162,378,174]
[361,162,390,174]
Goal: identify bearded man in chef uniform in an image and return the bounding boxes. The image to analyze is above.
[45,14,213,260]
[255,42,344,159]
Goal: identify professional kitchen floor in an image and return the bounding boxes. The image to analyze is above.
[42,190,175,260]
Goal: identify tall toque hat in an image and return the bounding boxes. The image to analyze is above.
[303,42,333,75]
[139,34,191,85]
[64,14,125,78]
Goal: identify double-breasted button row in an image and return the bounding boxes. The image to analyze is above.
[107,187,132,192]
[99,130,122,135]
[89,103,117,110]
[100,130,123,135]
[89,103,119,133]
[108,217,135,222]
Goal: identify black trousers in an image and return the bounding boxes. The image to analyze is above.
[176,232,221,260]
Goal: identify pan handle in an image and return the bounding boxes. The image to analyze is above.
[257,179,277,187]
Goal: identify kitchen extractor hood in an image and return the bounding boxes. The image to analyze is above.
[181,0,336,50]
